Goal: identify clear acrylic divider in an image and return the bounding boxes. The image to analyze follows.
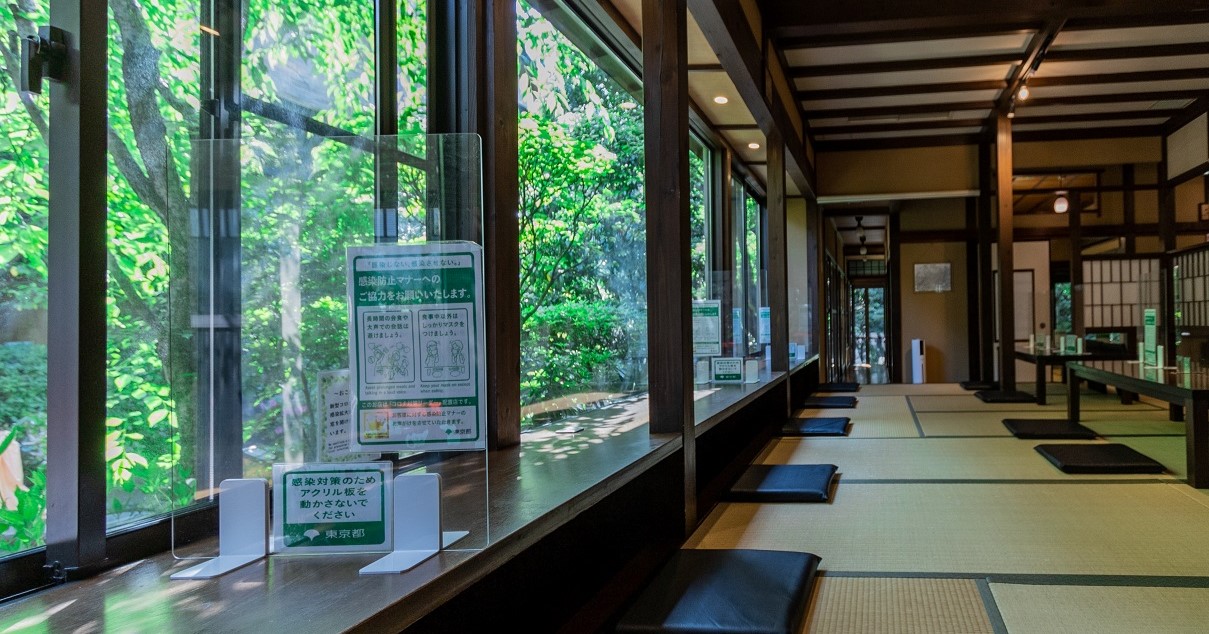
[169,133,489,567]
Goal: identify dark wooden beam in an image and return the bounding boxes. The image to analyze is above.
[808,89,1201,122]
[1159,137,1178,366]
[978,140,995,381]
[1015,109,1185,125]
[643,0,694,532]
[1044,41,1209,63]
[761,0,1209,39]
[1029,67,1209,88]
[1124,164,1137,254]
[965,198,981,378]
[689,0,814,196]
[777,22,1041,49]
[815,134,985,152]
[767,132,789,377]
[687,63,725,71]
[813,119,990,135]
[715,124,761,131]
[791,53,1021,79]
[799,80,1007,102]
[480,0,520,448]
[996,112,1017,389]
[1069,191,1084,335]
[888,212,903,383]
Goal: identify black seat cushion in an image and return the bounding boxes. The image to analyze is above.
[728,464,838,503]
[781,417,850,437]
[1003,419,1098,439]
[615,549,821,634]
[802,396,856,409]
[975,390,1036,403]
[1035,443,1166,474]
[819,382,860,393]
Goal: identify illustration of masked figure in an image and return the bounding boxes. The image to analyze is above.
[450,340,466,376]
[425,340,443,378]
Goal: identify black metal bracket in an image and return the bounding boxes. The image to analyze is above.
[19,26,69,95]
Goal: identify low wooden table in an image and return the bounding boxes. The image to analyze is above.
[1067,360,1209,488]
[1014,346,1131,405]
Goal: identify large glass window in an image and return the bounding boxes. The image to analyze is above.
[690,136,711,301]
[517,0,647,428]
[0,0,49,554]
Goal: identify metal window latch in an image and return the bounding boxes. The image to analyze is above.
[20,26,69,95]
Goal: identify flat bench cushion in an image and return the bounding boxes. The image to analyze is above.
[819,382,860,392]
[975,390,1036,403]
[802,396,857,409]
[781,417,850,437]
[1035,443,1166,474]
[616,549,821,634]
[959,380,998,391]
[1003,419,1098,439]
[728,464,838,503]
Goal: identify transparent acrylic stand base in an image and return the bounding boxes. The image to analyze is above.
[172,479,268,580]
[361,473,456,575]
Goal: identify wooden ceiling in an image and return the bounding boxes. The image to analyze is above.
[759,0,1209,151]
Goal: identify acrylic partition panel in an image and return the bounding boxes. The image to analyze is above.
[168,134,489,562]
[1175,245,1209,364]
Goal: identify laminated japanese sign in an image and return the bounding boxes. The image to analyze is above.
[347,242,487,452]
[272,462,392,553]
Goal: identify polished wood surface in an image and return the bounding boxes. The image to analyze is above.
[1068,360,1209,487]
[996,111,1017,389]
[0,376,792,632]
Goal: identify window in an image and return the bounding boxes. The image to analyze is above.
[0,0,49,555]
[690,136,711,301]
[517,0,647,428]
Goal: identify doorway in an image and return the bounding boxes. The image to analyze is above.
[852,285,888,384]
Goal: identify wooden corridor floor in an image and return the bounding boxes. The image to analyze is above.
[685,383,1209,634]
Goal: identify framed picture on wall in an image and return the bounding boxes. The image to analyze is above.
[1199,202,1209,221]
[914,263,951,293]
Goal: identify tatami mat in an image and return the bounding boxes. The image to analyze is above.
[852,383,970,397]
[686,482,1209,575]
[1106,435,1188,479]
[908,393,1161,413]
[990,583,1209,634]
[761,437,1175,481]
[795,395,919,438]
[804,577,994,634]
[918,409,1180,438]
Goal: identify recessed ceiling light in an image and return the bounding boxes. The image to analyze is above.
[748,142,760,149]
[713,96,729,105]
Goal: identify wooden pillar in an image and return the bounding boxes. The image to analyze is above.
[1123,164,1136,254]
[888,212,903,383]
[965,198,980,378]
[768,132,789,374]
[1070,192,1084,336]
[995,112,1017,390]
[718,148,735,355]
[978,140,995,381]
[642,0,694,531]
[479,0,521,448]
[1160,150,1178,366]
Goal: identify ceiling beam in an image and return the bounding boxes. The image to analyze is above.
[806,89,1203,120]
[798,80,1006,101]
[778,22,1041,50]
[690,0,815,196]
[811,109,1181,134]
[1044,41,1209,62]
[1029,67,1209,87]
[790,53,1020,78]
[812,118,990,134]
[760,0,1209,40]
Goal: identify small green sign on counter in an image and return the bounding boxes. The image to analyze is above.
[711,357,744,384]
[1143,308,1158,366]
[272,462,392,554]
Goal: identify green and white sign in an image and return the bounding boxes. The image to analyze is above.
[318,370,380,463]
[711,357,744,384]
[1144,308,1158,366]
[758,307,771,344]
[347,242,486,451]
[692,300,723,356]
[272,462,391,553]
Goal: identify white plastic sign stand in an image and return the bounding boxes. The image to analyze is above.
[744,360,759,384]
[171,479,267,580]
[361,473,445,575]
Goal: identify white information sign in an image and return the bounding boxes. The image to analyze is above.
[272,462,392,554]
[758,306,771,344]
[347,242,487,451]
[318,370,381,462]
[711,357,744,384]
[692,300,723,357]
